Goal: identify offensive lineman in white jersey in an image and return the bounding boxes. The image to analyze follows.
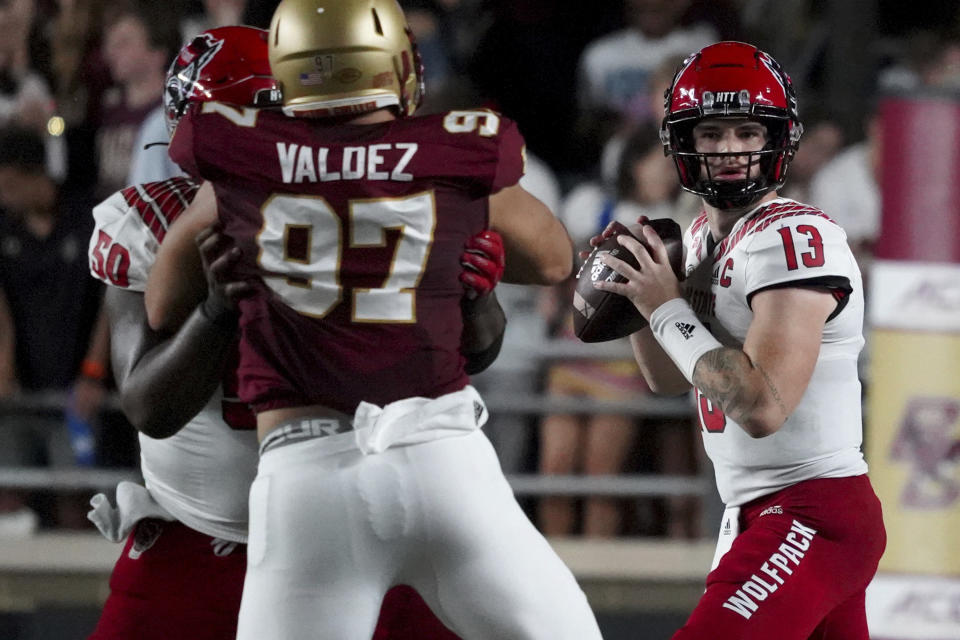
[87,176,257,640]
[593,42,886,639]
[84,28,283,639]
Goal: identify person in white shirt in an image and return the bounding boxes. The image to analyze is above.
[577,0,716,126]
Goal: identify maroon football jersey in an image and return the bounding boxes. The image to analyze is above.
[169,106,525,413]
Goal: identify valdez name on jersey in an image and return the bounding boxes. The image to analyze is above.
[88,177,259,543]
[276,140,418,184]
[168,104,526,415]
[683,198,869,507]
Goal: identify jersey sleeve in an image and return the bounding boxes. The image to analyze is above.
[88,178,200,291]
[742,214,856,303]
[491,116,526,191]
[88,190,160,292]
[428,110,526,196]
[682,213,709,275]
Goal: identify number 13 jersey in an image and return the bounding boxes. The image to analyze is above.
[170,106,525,415]
[682,198,868,507]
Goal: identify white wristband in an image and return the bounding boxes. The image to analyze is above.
[649,298,723,385]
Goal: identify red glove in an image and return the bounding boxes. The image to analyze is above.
[460,230,505,299]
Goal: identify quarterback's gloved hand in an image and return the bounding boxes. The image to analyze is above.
[459,230,505,300]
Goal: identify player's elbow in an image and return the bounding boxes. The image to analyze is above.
[720,386,786,438]
[120,395,179,439]
[503,246,572,285]
[536,233,574,285]
[143,289,186,334]
[540,255,573,285]
[738,409,786,439]
[637,361,690,397]
[144,289,169,332]
[645,376,691,397]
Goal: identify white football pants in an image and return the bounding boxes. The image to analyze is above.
[236,387,602,640]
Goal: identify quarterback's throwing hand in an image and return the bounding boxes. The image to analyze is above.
[594,224,683,319]
[460,230,505,300]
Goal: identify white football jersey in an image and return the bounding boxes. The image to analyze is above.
[682,198,868,506]
[89,177,259,542]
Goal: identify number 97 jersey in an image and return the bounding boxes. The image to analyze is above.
[169,105,526,415]
[682,198,869,507]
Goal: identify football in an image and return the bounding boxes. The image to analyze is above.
[572,218,684,343]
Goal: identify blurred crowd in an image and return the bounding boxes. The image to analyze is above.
[0,0,957,537]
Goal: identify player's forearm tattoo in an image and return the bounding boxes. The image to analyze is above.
[753,360,787,417]
[692,347,786,427]
[693,348,759,423]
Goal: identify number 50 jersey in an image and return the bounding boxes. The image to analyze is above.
[88,177,259,543]
[170,106,526,414]
[682,198,869,507]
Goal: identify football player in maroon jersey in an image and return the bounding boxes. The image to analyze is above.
[87,25,507,640]
[591,42,885,639]
[144,2,602,638]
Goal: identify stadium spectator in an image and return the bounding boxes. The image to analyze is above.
[181,0,247,40]
[538,127,698,537]
[778,118,845,205]
[577,0,717,129]
[468,0,622,175]
[471,151,562,477]
[0,0,65,181]
[0,0,54,133]
[95,0,180,197]
[0,125,107,531]
[808,112,880,278]
[48,0,114,194]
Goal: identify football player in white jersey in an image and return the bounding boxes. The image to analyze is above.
[84,26,274,640]
[86,26,506,640]
[592,42,886,639]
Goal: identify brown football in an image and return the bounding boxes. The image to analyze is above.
[572,218,684,343]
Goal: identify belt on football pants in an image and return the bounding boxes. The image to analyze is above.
[258,386,487,457]
[259,418,352,456]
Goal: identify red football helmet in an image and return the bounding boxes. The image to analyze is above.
[164,26,280,134]
[660,41,803,210]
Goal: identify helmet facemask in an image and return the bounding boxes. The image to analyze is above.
[663,111,799,210]
[164,27,279,136]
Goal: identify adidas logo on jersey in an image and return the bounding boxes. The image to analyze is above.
[675,322,696,340]
[759,505,783,517]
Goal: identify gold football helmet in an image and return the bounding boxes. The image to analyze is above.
[268,0,424,118]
